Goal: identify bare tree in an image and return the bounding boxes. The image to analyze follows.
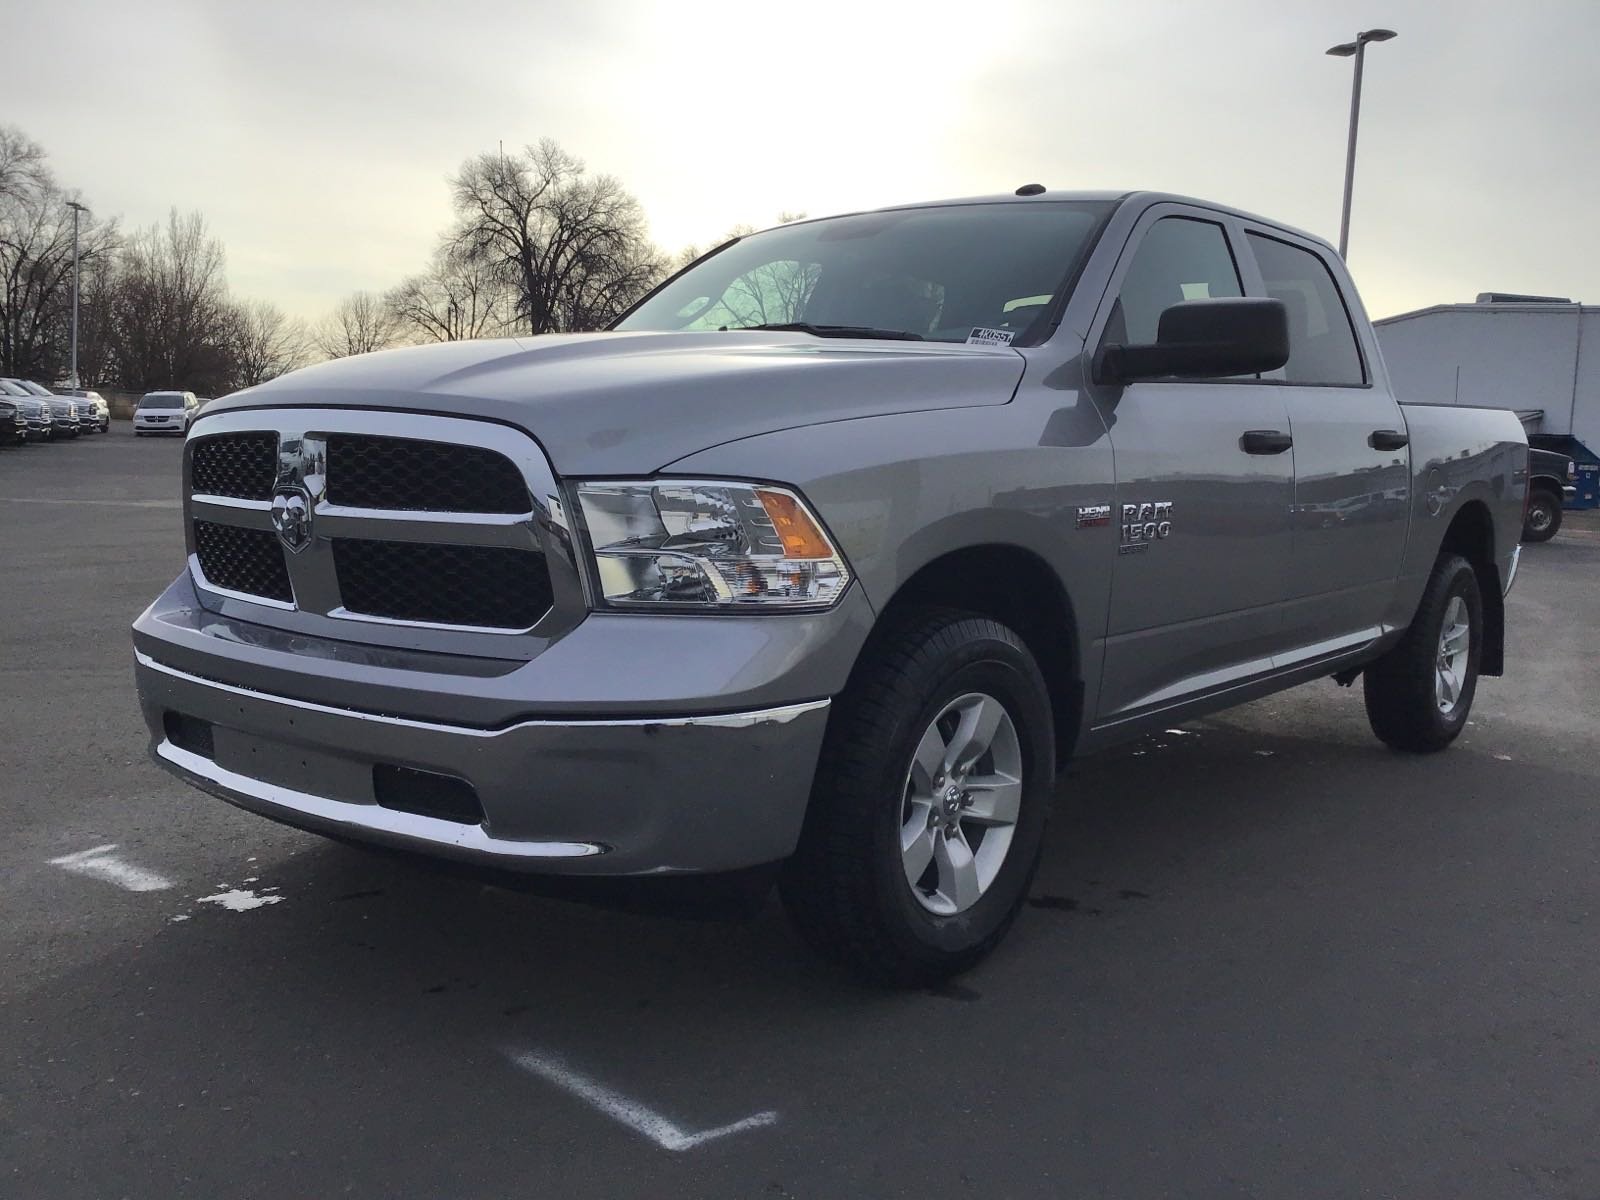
[449,139,666,334]
[670,213,816,329]
[387,244,512,343]
[107,209,234,393]
[0,125,49,203]
[227,299,310,388]
[314,290,400,359]
[0,126,117,379]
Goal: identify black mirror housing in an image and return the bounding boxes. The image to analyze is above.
[1096,297,1290,385]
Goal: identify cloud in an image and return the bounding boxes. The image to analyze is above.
[9,0,1598,319]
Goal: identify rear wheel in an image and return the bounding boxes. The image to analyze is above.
[781,608,1055,986]
[1363,553,1482,753]
[1522,488,1563,542]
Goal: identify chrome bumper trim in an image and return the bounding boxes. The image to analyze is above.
[135,650,830,733]
[156,740,606,861]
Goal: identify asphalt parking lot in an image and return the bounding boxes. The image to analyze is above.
[3,424,1599,1199]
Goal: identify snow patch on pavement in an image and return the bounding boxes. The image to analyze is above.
[198,887,284,912]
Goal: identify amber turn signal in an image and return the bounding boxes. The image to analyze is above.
[756,487,835,559]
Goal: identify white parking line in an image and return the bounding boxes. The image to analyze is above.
[48,844,174,892]
[506,1049,778,1152]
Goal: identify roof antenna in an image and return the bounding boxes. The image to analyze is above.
[1015,183,1046,196]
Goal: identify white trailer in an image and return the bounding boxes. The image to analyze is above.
[1374,299,1600,449]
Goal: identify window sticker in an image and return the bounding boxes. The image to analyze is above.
[967,327,1015,347]
[1179,282,1212,301]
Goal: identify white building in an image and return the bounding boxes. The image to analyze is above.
[1374,296,1598,450]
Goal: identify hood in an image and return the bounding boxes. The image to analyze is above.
[202,331,1025,474]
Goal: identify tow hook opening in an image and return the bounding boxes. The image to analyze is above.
[372,764,486,825]
[162,710,216,759]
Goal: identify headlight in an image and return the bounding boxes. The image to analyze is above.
[575,479,850,610]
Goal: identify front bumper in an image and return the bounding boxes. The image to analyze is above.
[134,418,182,433]
[134,574,871,875]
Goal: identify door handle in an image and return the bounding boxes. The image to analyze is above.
[1240,429,1293,455]
[1369,429,1409,451]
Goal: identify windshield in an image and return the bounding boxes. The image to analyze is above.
[21,380,54,396]
[140,394,185,409]
[0,380,27,396]
[617,201,1110,344]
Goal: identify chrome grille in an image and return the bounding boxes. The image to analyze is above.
[184,410,561,634]
[333,539,551,628]
[193,520,294,602]
[192,432,279,500]
[326,434,529,513]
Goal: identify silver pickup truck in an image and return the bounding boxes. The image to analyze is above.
[133,189,1527,984]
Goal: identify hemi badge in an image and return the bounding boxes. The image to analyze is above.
[1076,504,1112,529]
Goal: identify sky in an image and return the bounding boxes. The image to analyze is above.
[10,0,1599,323]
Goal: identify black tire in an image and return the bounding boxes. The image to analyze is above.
[780,607,1056,986]
[1522,488,1563,543]
[1363,553,1482,753]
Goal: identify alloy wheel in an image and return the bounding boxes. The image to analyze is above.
[899,692,1023,916]
[1435,595,1471,714]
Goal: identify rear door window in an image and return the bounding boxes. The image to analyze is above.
[1246,233,1366,386]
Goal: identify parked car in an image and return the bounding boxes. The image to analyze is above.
[1522,445,1578,543]
[7,380,81,439]
[0,378,52,441]
[134,188,1528,985]
[62,388,111,434]
[0,395,25,445]
[133,390,199,436]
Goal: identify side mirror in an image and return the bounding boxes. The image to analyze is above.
[1096,297,1289,385]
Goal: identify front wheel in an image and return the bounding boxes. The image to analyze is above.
[1522,489,1563,543]
[1363,553,1482,753]
[781,609,1055,986]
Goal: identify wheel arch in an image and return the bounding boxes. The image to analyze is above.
[1438,499,1504,676]
[863,542,1084,764]
[1528,476,1564,496]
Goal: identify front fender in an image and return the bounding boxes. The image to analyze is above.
[663,400,1116,679]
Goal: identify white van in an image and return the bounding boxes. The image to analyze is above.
[134,391,199,436]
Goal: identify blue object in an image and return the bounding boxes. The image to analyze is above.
[1530,435,1599,509]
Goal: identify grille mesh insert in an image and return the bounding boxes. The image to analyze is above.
[332,539,550,628]
[191,433,279,500]
[325,435,530,514]
[193,520,292,602]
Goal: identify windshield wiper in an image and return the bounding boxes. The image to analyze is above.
[728,322,925,342]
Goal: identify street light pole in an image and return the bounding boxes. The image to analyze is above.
[66,200,89,389]
[1326,28,1397,259]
